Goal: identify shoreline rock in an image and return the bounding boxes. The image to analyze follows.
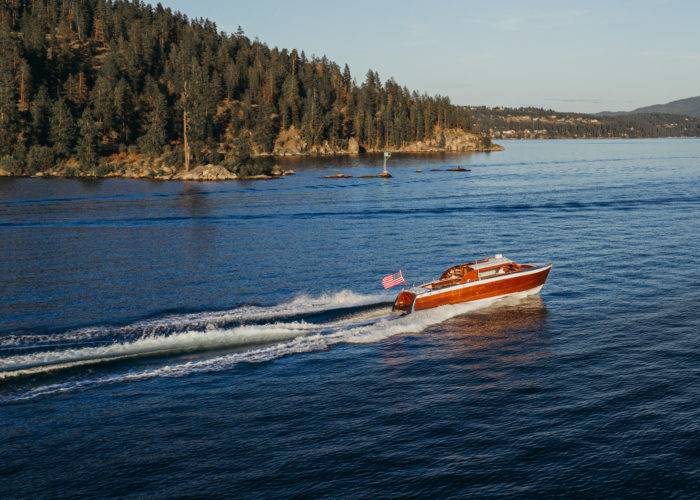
[265,126,502,157]
[321,172,353,179]
[0,129,502,181]
[173,164,238,181]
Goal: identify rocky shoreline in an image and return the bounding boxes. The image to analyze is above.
[0,128,501,181]
[269,126,503,157]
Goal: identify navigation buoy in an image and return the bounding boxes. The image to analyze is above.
[380,151,393,178]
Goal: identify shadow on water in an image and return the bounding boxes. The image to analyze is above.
[75,177,104,190]
[179,183,211,214]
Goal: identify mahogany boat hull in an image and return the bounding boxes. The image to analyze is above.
[393,264,552,313]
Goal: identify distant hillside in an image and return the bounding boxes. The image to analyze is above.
[471,106,700,140]
[632,96,700,118]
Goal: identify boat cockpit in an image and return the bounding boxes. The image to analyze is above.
[421,256,531,291]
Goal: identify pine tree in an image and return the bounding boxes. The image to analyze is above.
[113,79,135,144]
[31,86,50,145]
[342,64,352,94]
[91,75,116,140]
[138,89,168,155]
[49,98,76,157]
[77,107,99,172]
[223,63,239,100]
[0,71,19,156]
[301,88,323,145]
[17,58,31,112]
[279,74,301,129]
[223,136,252,172]
[253,103,276,152]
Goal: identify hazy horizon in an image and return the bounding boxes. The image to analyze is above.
[153,0,699,114]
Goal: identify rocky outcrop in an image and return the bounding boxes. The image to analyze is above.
[100,153,179,179]
[347,137,360,155]
[308,141,346,155]
[393,128,503,153]
[322,172,353,179]
[26,153,236,181]
[11,152,297,181]
[270,126,500,156]
[173,164,238,181]
[272,126,350,156]
[269,165,295,176]
[273,126,307,155]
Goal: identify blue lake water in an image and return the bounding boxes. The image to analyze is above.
[0,139,698,496]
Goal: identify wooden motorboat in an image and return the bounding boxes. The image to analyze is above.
[392,254,552,314]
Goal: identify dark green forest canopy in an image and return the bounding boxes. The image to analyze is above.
[0,0,473,174]
[1,1,698,175]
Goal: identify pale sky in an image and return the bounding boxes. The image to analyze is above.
[155,0,700,113]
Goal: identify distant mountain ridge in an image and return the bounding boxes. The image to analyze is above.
[632,96,700,118]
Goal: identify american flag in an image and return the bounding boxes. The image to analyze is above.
[382,270,406,289]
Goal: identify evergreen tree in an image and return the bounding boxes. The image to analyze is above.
[31,86,50,145]
[90,74,116,141]
[279,74,301,129]
[49,98,76,157]
[253,103,276,153]
[223,136,252,172]
[0,71,19,156]
[138,89,168,155]
[301,88,323,144]
[77,107,99,172]
[26,145,55,175]
[113,79,135,144]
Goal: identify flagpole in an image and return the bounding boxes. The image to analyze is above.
[402,268,411,289]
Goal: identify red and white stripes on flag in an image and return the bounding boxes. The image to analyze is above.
[382,270,406,289]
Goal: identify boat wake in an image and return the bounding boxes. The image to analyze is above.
[0,289,390,348]
[0,289,535,402]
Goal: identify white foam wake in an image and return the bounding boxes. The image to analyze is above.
[0,292,532,402]
[0,321,322,375]
[0,289,391,348]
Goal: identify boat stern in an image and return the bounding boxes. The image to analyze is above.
[392,290,417,314]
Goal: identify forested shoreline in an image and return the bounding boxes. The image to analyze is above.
[0,1,698,179]
[0,0,492,179]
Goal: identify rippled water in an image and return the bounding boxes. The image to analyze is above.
[1,139,698,496]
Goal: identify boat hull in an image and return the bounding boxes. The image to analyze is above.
[394,264,551,313]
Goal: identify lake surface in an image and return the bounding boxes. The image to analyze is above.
[1,139,698,497]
